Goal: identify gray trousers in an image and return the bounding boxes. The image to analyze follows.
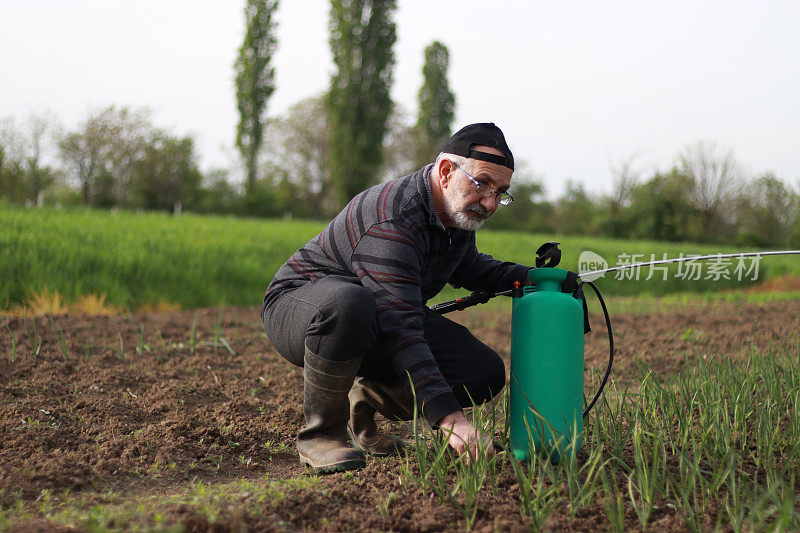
[262,276,505,409]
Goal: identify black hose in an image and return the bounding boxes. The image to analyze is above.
[581,280,614,417]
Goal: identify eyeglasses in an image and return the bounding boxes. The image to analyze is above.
[451,162,514,206]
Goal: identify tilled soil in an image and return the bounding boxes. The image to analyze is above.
[1,301,799,531]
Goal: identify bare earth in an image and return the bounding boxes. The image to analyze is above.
[1,300,799,531]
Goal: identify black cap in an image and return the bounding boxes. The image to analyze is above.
[441,122,514,170]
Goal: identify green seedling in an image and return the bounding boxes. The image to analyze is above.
[510,453,559,529]
[155,330,169,357]
[261,440,291,454]
[4,320,17,363]
[189,314,199,354]
[626,420,667,529]
[24,314,42,357]
[80,339,93,360]
[601,468,626,532]
[135,324,150,355]
[49,315,69,359]
[114,332,125,359]
[377,491,396,519]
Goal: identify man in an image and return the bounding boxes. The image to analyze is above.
[261,123,532,473]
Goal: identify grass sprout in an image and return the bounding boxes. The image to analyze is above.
[49,316,69,359]
[23,314,43,358]
[4,319,17,362]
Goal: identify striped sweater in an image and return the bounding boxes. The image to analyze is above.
[262,164,530,424]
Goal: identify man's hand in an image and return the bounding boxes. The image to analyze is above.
[437,410,494,462]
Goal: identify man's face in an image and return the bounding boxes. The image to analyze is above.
[441,147,513,231]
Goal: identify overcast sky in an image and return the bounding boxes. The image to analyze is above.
[1,0,798,198]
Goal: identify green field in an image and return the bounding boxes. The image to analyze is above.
[2,206,799,311]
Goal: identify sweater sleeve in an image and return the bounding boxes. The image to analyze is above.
[449,233,531,293]
[351,220,461,425]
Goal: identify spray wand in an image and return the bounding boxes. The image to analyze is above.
[432,245,800,313]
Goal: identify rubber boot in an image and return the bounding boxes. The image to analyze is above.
[296,346,366,473]
[348,377,415,457]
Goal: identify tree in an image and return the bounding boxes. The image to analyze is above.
[131,134,203,213]
[59,108,116,204]
[414,40,455,167]
[0,147,26,204]
[599,153,642,237]
[234,0,279,191]
[1,112,62,206]
[608,153,641,213]
[485,163,552,233]
[679,140,741,241]
[58,106,152,207]
[626,169,697,242]
[0,117,27,203]
[327,0,397,204]
[195,168,239,215]
[261,94,335,218]
[734,173,798,247]
[380,103,417,180]
[24,112,62,206]
[551,181,599,236]
[260,95,418,219]
[102,107,151,207]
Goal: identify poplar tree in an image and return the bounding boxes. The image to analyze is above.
[235,0,279,190]
[327,0,397,203]
[415,40,455,167]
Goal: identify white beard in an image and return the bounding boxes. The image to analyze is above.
[443,188,492,231]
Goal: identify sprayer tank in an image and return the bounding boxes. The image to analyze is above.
[510,267,585,462]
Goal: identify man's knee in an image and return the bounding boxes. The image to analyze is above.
[307,282,377,359]
[327,283,376,326]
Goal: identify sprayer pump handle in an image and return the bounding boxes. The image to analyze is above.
[535,241,562,268]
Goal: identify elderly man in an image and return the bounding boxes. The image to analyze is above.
[261,123,532,473]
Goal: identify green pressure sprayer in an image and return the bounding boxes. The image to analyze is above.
[432,242,614,463]
[432,243,800,463]
[508,264,612,463]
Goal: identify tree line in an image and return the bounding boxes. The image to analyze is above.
[2,0,798,247]
[3,100,797,247]
[0,107,204,214]
[489,146,800,248]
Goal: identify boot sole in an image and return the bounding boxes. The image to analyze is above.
[299,455,366,474]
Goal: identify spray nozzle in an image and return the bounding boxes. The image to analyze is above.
[535,241,562,268]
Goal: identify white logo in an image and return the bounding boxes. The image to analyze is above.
[578,251,608,281]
